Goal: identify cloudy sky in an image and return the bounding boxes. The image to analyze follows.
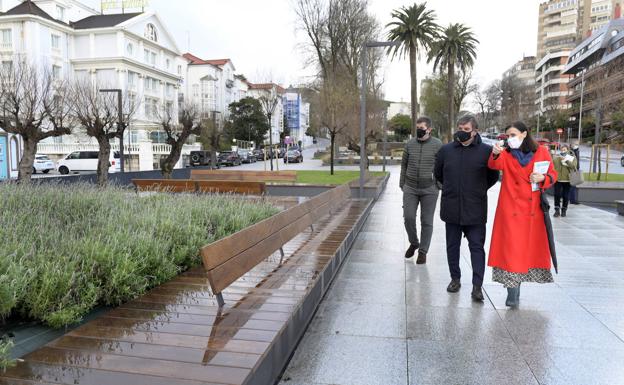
[83,0,543,110]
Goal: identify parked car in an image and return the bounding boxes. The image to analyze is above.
[253,148,265,160]
[190,150,219,168]
[621,154,624,167]
[238,149,256,163]
[218,151,242,166]
[57,151,120,175]
[284,149,303,163]
[33,154,55,174]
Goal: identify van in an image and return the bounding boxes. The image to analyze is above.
[57,151,121,175]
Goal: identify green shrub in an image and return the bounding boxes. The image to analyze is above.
[0,183,277,330]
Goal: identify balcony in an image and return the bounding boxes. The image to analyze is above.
[0,42,12,51]
[36,142,201,156]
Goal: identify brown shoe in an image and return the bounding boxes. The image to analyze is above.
[416,250,427,264]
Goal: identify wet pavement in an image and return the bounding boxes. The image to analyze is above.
[280,165,624,385]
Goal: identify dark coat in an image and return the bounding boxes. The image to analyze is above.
[434,134,500,225]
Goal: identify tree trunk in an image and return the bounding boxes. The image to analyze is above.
[330,132,335,175]
[161,140,185,179]
[409,44,418,137]
[447,62,455,143]
[18,136,38,183]
[96,136,111,187]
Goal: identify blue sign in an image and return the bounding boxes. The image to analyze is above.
[0,136,8,180]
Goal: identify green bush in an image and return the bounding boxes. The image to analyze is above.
[0,183,278,329]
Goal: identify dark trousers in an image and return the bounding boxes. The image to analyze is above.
[402,185,439,253]
[445,223,486,286]
[554,182,571,209]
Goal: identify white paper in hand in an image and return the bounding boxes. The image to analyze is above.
[532,161,550,192]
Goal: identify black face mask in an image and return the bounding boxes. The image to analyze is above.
[454,130,472,143]
[416,128,428,139]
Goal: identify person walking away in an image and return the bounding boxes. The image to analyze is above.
[434,115,500,301]
[553,144,578,217]
[569,142,581,205]
[400,116,443,263]
[488,121,558,306]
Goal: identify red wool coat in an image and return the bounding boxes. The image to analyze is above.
[487,146,558,274]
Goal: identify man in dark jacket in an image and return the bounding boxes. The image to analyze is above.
[434,115,499,301]
[400,116,443,263]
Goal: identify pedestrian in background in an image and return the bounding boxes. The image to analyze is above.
[488,121,558,307]
[569,141,581,205]
[434,115,499,301]
[400,116,443,263]
[553,144,578,217]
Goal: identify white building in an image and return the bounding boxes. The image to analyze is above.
[247,83,285,145]
[0,0,198,171]
[387,101,411,119]
[181,53,248,125]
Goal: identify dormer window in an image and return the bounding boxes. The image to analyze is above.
[145,24,158,42]
[56,5,65,21]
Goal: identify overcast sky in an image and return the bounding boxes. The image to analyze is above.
[84,0,543,110]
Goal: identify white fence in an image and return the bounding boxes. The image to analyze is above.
[37,142,201,156]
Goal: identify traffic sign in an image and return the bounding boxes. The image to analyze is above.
[556,128,564,134]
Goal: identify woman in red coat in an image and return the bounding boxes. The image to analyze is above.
[488,121,558,307]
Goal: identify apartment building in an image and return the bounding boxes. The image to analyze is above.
[247,83,285,145]
[564,18,624,135]
[501,56,537,123]
[283,89,311,147]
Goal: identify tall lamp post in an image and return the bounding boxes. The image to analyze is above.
[360,40,399,198]
[99,88,125,173]
[577,67,586,145]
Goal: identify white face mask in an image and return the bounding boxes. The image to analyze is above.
[507,136,523,149]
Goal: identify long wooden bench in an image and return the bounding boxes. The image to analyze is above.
[190,169,297,183]
[201,183,351,306]
[0,184,375,385]
[132,178,266,195]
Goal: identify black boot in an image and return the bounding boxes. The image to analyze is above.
[404,244,417,259]
[561,207,567,217]
[506,287,519,307]
[447,279,461,293]
[416,250,427,264]
[471,285,484,302]
[554,208,561,217]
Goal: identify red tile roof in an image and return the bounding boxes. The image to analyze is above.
[183,53,232,67]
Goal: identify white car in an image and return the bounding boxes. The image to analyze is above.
[33,154,55,174]
[56,151,121,175]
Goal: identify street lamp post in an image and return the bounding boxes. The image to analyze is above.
[360,40,399,198]
[99,89,124,173]
[578,68,586,145]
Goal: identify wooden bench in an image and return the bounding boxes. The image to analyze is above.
[201,183,351,306]
[132,179,266,195]
[616,200,624,216]
[190,170,297,183]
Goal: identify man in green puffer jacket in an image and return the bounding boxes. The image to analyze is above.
[553,144,578,217]
[400,116,443,263]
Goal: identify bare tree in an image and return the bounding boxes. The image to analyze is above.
[158,102,202,179]
[0,59,73,182]
[72,80,138,186]
[198,112,221,169]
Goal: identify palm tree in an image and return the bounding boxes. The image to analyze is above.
[428,23,478,142]
[387,3,440,137]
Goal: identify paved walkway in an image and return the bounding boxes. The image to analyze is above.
[280,165,624,385]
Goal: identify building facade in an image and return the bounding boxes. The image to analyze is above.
[283,89,311,146]
[0,0,202,171]
[501,56,537,123]
[535,50,573,116]
[247,83,285,145]
[564,18,624,135]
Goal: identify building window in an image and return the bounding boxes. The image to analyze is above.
[1,29,11,49]
[177,64,182,75]
[126,43,134,56]
[52,65,61,79]
[145,23,158,42]
[56,5,65,21]
[165,58,170,70]
[2,60,12,73]
[51,34,60,50]
[144,97,158,119]
[127,71,137,89]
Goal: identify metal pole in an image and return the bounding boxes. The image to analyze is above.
[268,112,273,171]
[359,46,367,198]
[578,70,585,145]
[117,90,124,173]
[382,110,387,173]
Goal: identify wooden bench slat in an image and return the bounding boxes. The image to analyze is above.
[191,170,297,182]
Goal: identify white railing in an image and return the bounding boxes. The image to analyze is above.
[37,142,201,156]
[0,42,12,51]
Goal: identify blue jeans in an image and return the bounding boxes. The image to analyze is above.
[569,185,579,204]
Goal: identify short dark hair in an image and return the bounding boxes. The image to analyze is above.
[416,116,432,128]
[505,121,539,153]
[456,114,479,130]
